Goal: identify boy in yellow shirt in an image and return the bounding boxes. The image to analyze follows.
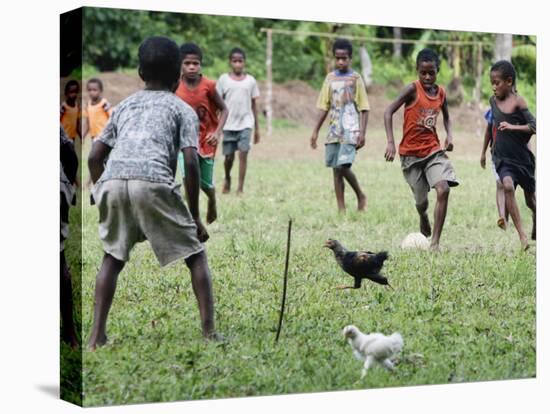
[310,39,370,212]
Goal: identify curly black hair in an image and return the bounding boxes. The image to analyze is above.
[332,38,353,57]
[491,60,517,86]
[138,36,181,85]
[64,80,79,95]
[416,48,440,71]
[180,42,203,62]
[87,78,103,91]
[229,47,246,60]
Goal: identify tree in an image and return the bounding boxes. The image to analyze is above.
[495,33,513,61]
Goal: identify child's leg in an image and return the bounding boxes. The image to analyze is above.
[496,180,507,229]
[185,250,216,338]
[502,176,529,249]
[340,166,367,211]
[60,251,78,349]
[332,168,346,212]
[88,253,125,350]
[416,200,431,237]
[223,154,234,193]
[524,191,536,240]
[430,180,450,250]
[237,151,248,194]
[199,157,217,224]
[203,187,217,224]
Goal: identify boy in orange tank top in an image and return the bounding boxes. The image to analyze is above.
[83,78,112,189]
[60,80,82,141]
[82,78,112,141]
[384,49,458,251]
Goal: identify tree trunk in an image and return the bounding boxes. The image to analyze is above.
[495,33,513,61]
[359,45,373,88]
[393,27,402,59]
[265,29,273,137]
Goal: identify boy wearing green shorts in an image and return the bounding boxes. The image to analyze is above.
[176,42,228,223]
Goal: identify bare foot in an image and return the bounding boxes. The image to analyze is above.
[222,178,230,194]
[429,242,440,252]
[206,199,217,224]
[236,189,244,196]
[62,330,79,350]
[520,237,530,251]
[88,333,108,351]
[497,217,507,230]
[358,193,367,211]
[420,214,432,237]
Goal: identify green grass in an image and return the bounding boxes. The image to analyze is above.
[68,129,536,406]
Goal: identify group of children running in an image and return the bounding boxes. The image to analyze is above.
[60,35,536,350]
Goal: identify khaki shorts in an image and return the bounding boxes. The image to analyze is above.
[92,179,203,266]
[400,150,459,206]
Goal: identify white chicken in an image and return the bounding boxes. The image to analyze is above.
[342,325,404,378]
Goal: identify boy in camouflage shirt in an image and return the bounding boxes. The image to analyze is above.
[87,37,219,349]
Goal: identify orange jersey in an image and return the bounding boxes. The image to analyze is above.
[84,98,112,138]
[399,80,446,158]
[175,76,219,158]
[60,102,80,140]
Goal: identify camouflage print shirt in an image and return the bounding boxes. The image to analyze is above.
[97,90,199,184]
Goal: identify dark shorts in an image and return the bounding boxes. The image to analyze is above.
[497,162,536,193]
[222,129,252,155]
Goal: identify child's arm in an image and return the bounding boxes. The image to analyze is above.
[88,141,111,184]
[82,116,89,141]
[251,98,260,144]
[383,83,415,161]
[480,124,491,169]
[499,96,536,134]
[357,110,369,150]
[310,110,328,149]
[205,90,228,146]
[77,101,82,142]
[206,89,229,145]
[441,98,454,151]
[183,147,209,243]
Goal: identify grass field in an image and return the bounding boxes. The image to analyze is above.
[63,124,536,407]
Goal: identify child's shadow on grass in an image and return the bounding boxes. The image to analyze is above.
[36,384,59,399]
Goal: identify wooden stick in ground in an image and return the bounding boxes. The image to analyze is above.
[275,218,292,343]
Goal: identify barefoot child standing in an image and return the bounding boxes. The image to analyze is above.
[87,36,219,350]
[488,60,536,249]
[82,78,113,189]
[384,48,458,251]
[216,47,260,194]
[176,43,228,223]
[310,38,369,212]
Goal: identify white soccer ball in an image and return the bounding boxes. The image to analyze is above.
[400,232,430,250]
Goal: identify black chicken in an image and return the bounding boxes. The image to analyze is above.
[324,239,391,289]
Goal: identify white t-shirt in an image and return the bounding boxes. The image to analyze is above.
[216,73,260,131]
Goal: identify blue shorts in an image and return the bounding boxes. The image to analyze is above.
[222,129,252,156]
[325,143,356,168]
